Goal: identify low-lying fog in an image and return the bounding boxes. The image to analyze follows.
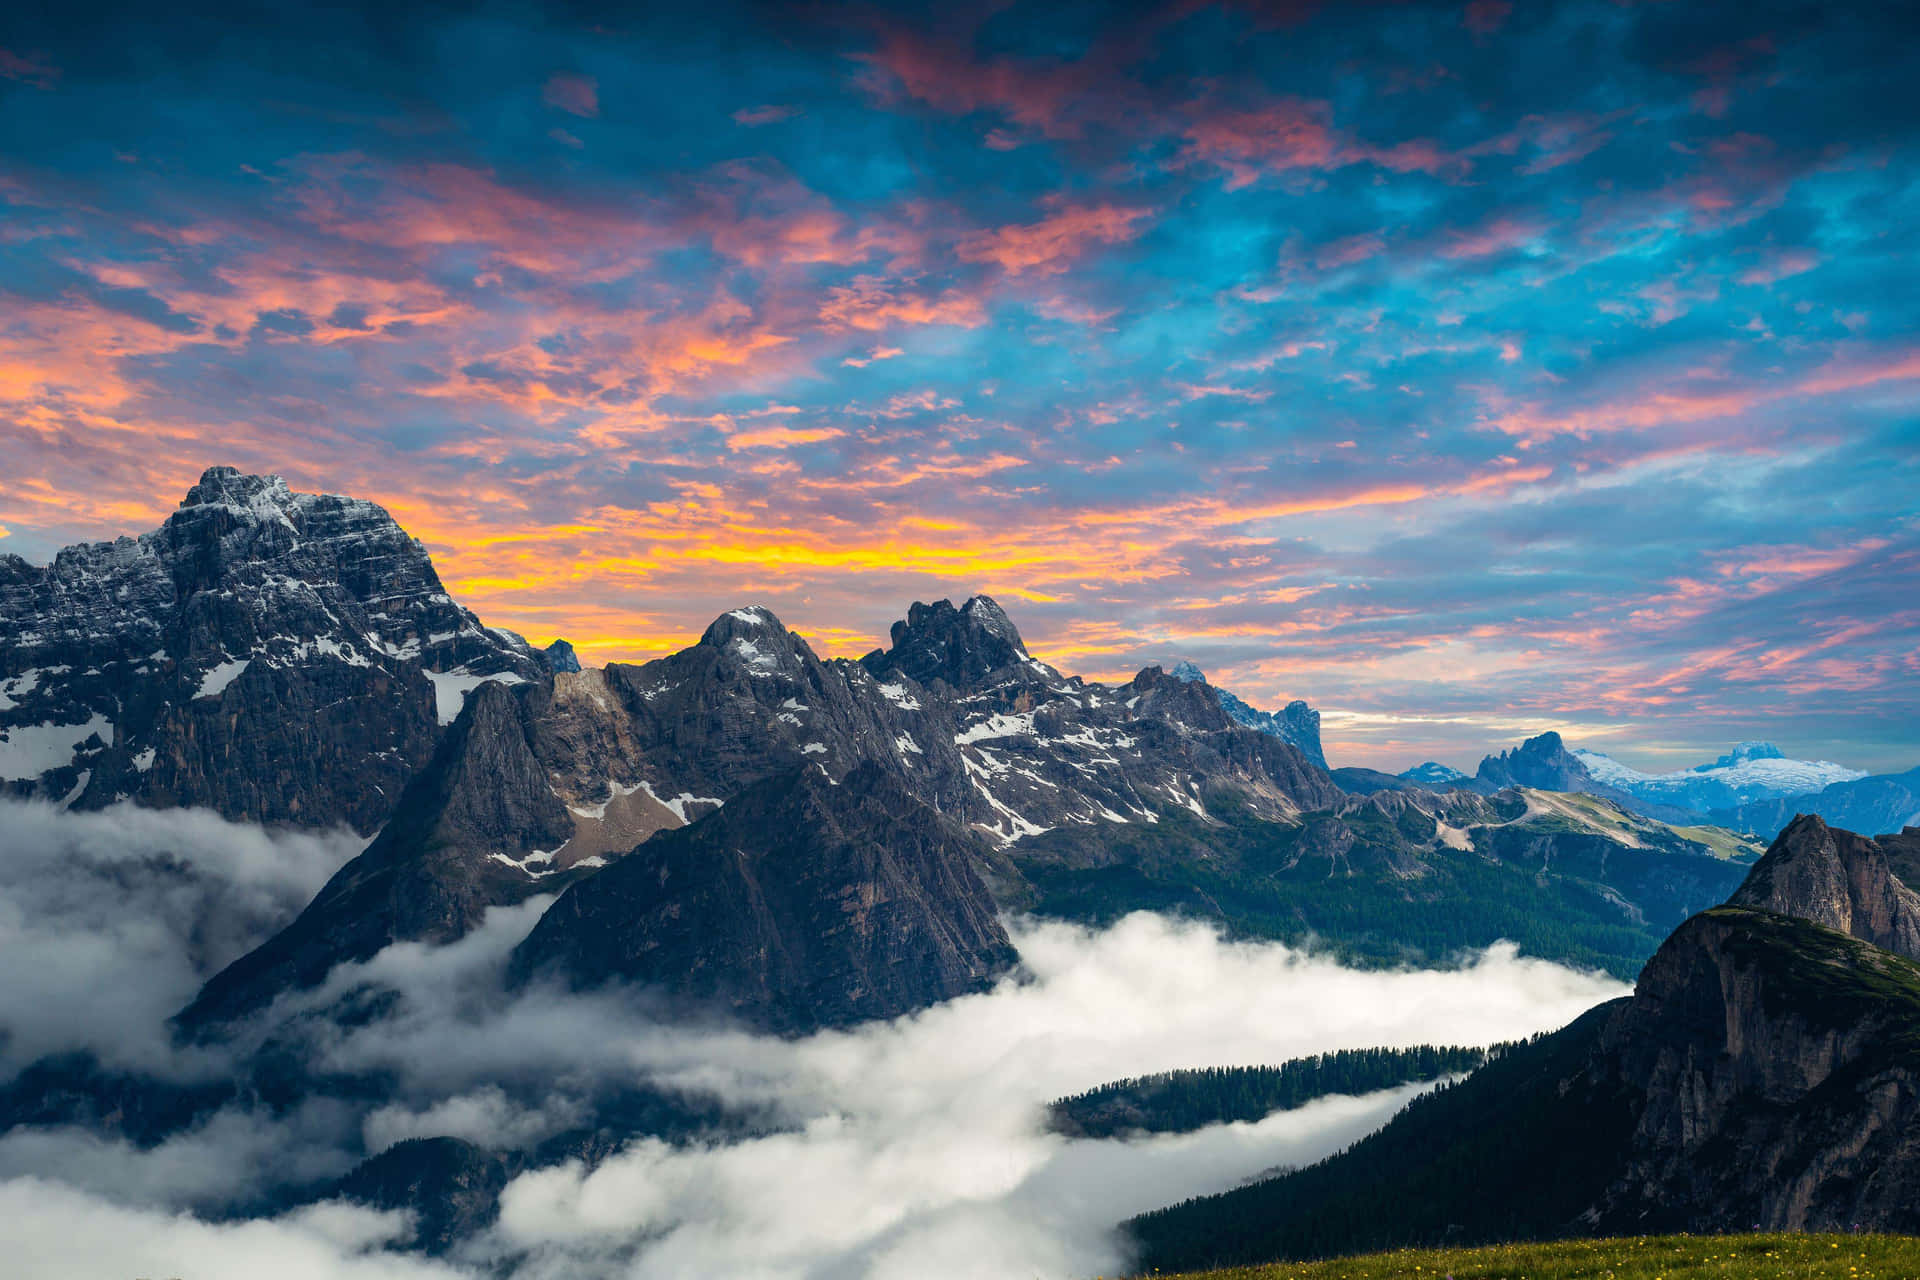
[0,800,1628,1279]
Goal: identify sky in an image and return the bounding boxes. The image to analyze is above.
[1,0,1916,773]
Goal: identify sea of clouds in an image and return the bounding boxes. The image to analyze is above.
[0,800,1629,1279]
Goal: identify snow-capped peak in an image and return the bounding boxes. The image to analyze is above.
[1573,744,1868,812]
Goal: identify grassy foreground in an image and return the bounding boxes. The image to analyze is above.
[1154,1234,1920,1279]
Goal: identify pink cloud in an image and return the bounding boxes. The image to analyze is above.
[954,202,1152,277]
[726,425,847,451]
[1176,96,1460,188]
[818,276,988,332]
[733,104,800,126]
[1314,231,1387,269]
[1736,248,1819,286]
[543,73,599,118]
[0,48,57,89]
[1437,215,1542,259]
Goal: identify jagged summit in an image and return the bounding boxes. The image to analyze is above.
[699,604,796,647]
[1169,660,1208,683]
[178,464,296,511]
[542,638,582,673]
[1704,740,1786,770]
[1474,731,1593,793]
[860,594,1034,692]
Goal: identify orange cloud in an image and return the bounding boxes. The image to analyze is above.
[725,425,848,451]
[955,203,1152,277]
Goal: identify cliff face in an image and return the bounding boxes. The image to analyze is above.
[176,680,577,1033]
[507,763,1018,1034]
[1593,815,1920,1233]
[1727,814,1920,960]
[1595,905,1920,1233]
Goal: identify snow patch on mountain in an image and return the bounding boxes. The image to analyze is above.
[427,669,527,726]
[194,658,251,700]
[0,713,113,781]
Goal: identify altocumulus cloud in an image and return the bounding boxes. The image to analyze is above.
[0,807,1628,1279]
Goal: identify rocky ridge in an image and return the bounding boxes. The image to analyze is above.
[1167,660,1327,769]
[173,591,1341,1029]
[507,763,1018,1034]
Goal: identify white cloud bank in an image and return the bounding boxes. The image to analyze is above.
[0,799,363,1075]
[0,803,1629,1280]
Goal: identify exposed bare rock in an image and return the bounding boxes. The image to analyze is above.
[175,680,574,1033]
[507,763,1017,1034]
[1728,813,1920,960]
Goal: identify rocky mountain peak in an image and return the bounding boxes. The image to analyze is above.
[698,604,789,647]
[0,467,541,830]
[1727,813,1920,960]
[860,594,1032,692]
[543,639,582,673]
[178,465,296,513]
[1474,730,1591,792]
[1159,662,1329,769]
[695,606,822,679]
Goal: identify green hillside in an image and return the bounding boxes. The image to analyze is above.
[1155,1233,1920,1279]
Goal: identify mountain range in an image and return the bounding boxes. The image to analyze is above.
[1575,741,1867,815]
[2,468,1914,1267]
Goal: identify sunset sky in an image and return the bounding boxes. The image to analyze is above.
[1,0,1915,772]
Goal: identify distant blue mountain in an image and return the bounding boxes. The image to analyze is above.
[1574,741,1866,815]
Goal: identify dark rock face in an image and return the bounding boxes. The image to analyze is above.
[176,681,576,1033]
[1469,730,1679,818]
[0,466,542,833]
[1715,766,1920,841]
[542,638,582,673]
[1473,730,1594,792]
[1727,813,1920,960]
[330,1138,512,1254]
[508,763,1017,1034]
[1168,660,1328,769]
[1590,905,1920,1234]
